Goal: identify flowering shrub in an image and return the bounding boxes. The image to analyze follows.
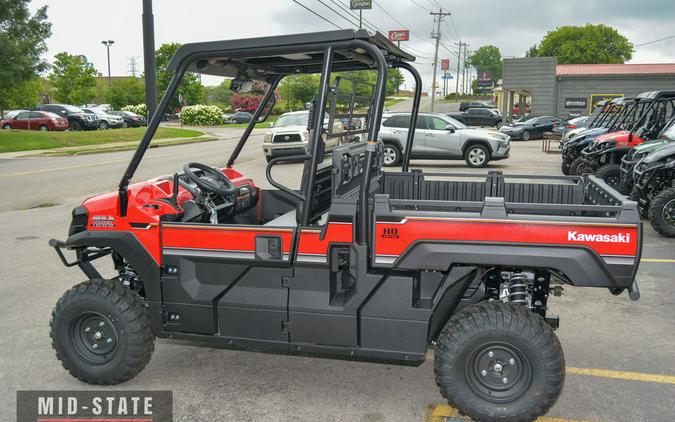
[231,94,263,112]
[122,104,147,117]
[179,105,223,126]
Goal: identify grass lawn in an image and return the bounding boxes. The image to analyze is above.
[0,127,204,153]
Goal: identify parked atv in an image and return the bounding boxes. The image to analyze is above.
[561,98,637,175]
[619,115,675,194]
[631,121,675,236]
[47,29,642,422]
[576,91,675,188]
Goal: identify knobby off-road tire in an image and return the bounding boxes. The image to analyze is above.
[649,187,675,237]
[434,302,565,422]
[50,278,155,385]
[629,186,648,219]
[595,163,622,189]
[560,159,572,175]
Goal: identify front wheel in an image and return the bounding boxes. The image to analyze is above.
[50,279,155,385]
[70,121,82,131]
[495,120,502,129]
[464,144,491,168]
[100,121,109,130]
[649,188,675,237]
[2,124,11,129]
[595,163,622,189]
[435,302,564,422]
[569,157,587,175]
[383,143,401,167]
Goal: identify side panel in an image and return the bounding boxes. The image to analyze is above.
[373,217,639,288]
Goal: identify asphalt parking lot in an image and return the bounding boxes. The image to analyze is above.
[1,123,674,422]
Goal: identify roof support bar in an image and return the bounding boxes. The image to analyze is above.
[227,74,283,168]
[117,60,188,216]
[393,61,423,172]
[299,46,334,226]
[354,40,387,245]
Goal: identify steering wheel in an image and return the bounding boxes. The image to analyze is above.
[182,162,236,197]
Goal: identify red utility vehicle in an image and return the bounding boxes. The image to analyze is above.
[49,30,642,422]
[1,110,69,131]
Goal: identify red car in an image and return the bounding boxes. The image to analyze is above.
[1,111,69,131]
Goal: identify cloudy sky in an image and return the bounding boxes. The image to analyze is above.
[29,0,675,92]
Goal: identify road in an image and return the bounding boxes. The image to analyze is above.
[1,119,674,422]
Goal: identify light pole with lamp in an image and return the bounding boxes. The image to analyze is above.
[101,40,115,92]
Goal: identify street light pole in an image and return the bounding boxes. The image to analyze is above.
[101,40,114,92]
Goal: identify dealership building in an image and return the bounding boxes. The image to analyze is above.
[496,57,675,119]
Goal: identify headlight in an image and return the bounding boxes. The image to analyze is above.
[263,133,272,142]
[302,130,309,140]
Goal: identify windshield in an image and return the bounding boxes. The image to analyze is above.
[63,105,84,113]
[87,108,107,116]
[521,117,539,125]
[274,113,308,127]
[660,117,675,141]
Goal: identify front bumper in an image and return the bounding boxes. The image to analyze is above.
[263,142,307,158]
[83,120,100,130]
[493,143,510,159]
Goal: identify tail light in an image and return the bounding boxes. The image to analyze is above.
[567,124,577,129]
[131,116,138,121]
[51,118,58,124]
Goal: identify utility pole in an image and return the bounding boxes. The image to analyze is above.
[429,9,451,112]
[142,0,157,120]
[101,40,114,92]
[128,56,139,77]
[455,41,462,95]
[462,44,469,94]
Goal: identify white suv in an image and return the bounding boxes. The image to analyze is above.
[262,111,348,163]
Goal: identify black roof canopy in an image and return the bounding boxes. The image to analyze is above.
[167,29,416,82]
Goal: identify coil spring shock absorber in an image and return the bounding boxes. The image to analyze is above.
[507,273,529,305]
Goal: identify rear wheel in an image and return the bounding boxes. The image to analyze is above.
[39,124,49,131]
[595,163,622,189]
[383,143,401,167]
[649,188,675,237]
[521,130,530,141]
[464,144,491,168]
[50,278,155,385]
[435,302,564,422]
[495,120,502,129]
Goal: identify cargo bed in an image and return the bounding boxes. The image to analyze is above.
[374,170,642,289]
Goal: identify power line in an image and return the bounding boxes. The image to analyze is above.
[633,34,675,48]
[448,14,461,40]
[317,0,360,28]
[410,0,432,13]
[292,0,342,29]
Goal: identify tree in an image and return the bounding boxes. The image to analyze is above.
[525,44,538,58]
[155,43,205,109]
[0,0,52,111]
[467,45,502,80]
[108,78,145,109]
[535,24,632,64]
[387,68,405,96]
[205,79,233,110]
[49,52,97,104]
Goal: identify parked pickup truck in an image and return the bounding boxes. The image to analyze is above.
[447,107,503,128]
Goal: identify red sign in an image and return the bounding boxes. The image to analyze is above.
[388,30,410,42]
[441,59,450,70]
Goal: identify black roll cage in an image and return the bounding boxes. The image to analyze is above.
[116,29,423,245]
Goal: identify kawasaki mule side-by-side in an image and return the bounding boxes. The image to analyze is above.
[49,30,642,422]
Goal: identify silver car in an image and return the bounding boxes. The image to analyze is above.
[378,112,510,167]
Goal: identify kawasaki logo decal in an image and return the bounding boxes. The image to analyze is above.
[567,231,630,243]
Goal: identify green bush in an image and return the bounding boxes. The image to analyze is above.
[179,105,223,126]
[122,104,147,117]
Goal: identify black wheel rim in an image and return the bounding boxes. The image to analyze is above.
[69,312,118,365]
[605,174,620,187]
[465,341,533,403]
[663,199,675,226]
